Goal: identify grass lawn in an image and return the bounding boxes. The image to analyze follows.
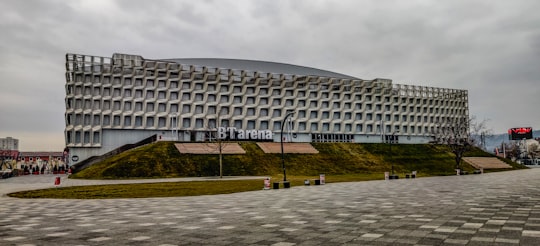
[8,173,388,199]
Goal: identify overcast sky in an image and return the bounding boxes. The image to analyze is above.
[1,0,539,151]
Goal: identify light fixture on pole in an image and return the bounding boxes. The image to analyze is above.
[281,110,295,187]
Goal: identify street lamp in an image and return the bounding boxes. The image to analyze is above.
[390,130,400,179]
[281,110,295,186]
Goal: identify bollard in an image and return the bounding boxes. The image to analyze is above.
[263,178,271,190]
[283,181,291,189]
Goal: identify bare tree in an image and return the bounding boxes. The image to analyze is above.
[470,117,494,150]
[504,141,521,160]
[528,142,540,160]
[433,116,491,171]
[204,106,230,178]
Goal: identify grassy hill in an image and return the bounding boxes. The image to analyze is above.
[70,142,526,179]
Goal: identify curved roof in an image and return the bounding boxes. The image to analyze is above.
[164,58,359,80]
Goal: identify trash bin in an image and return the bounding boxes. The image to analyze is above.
[283,181,290,188]
[273,182,280,189]
[304,180,310,186]
[314,179,321,185]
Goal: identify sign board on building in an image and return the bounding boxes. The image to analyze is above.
[508,127,533,140]
[217,127,273,141]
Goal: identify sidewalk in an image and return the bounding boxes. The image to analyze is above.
[2,169,540,245]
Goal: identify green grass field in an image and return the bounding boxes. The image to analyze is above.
[8,173,392,199]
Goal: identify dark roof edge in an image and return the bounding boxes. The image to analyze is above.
[160,58,360,80]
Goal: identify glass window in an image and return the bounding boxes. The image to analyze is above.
[182,105,190,113]
[298,110,306,118]
[234,120,242,128]
[124,116,131,126]
[273,121,281,131]
[124,102,132,111]
[260,121,268,130]
[103,115,110,126]
[356,124,363,132]
[333,123,341,131]
[181,118,189,128]
[93,115,100,125]
[113,115,121,126]
[147,102,154,112]
[299,122,306,131]
[220,95,229,103]
[93,132,100,143]
[233,107,242,115]
[322,123,329,131]
[311,123,318,131]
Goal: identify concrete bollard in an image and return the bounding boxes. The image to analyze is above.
[263,178,271,190]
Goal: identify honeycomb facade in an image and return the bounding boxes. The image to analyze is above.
[65,53,469,164]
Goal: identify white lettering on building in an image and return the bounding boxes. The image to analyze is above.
[217,127,273,140]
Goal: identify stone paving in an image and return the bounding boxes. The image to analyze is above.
[2,169,540,245]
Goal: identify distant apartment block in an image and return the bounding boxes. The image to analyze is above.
[0,137,19,150]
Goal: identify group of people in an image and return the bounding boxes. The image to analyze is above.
[16,163,70,175]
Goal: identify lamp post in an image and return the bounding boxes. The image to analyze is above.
[390,130,400,179]
[281,110,295,184]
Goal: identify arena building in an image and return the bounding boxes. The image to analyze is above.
[64,53,469,165]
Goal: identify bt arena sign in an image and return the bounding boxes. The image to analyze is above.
[217,127,273,140]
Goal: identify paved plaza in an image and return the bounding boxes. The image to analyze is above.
[2,169,540,245]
